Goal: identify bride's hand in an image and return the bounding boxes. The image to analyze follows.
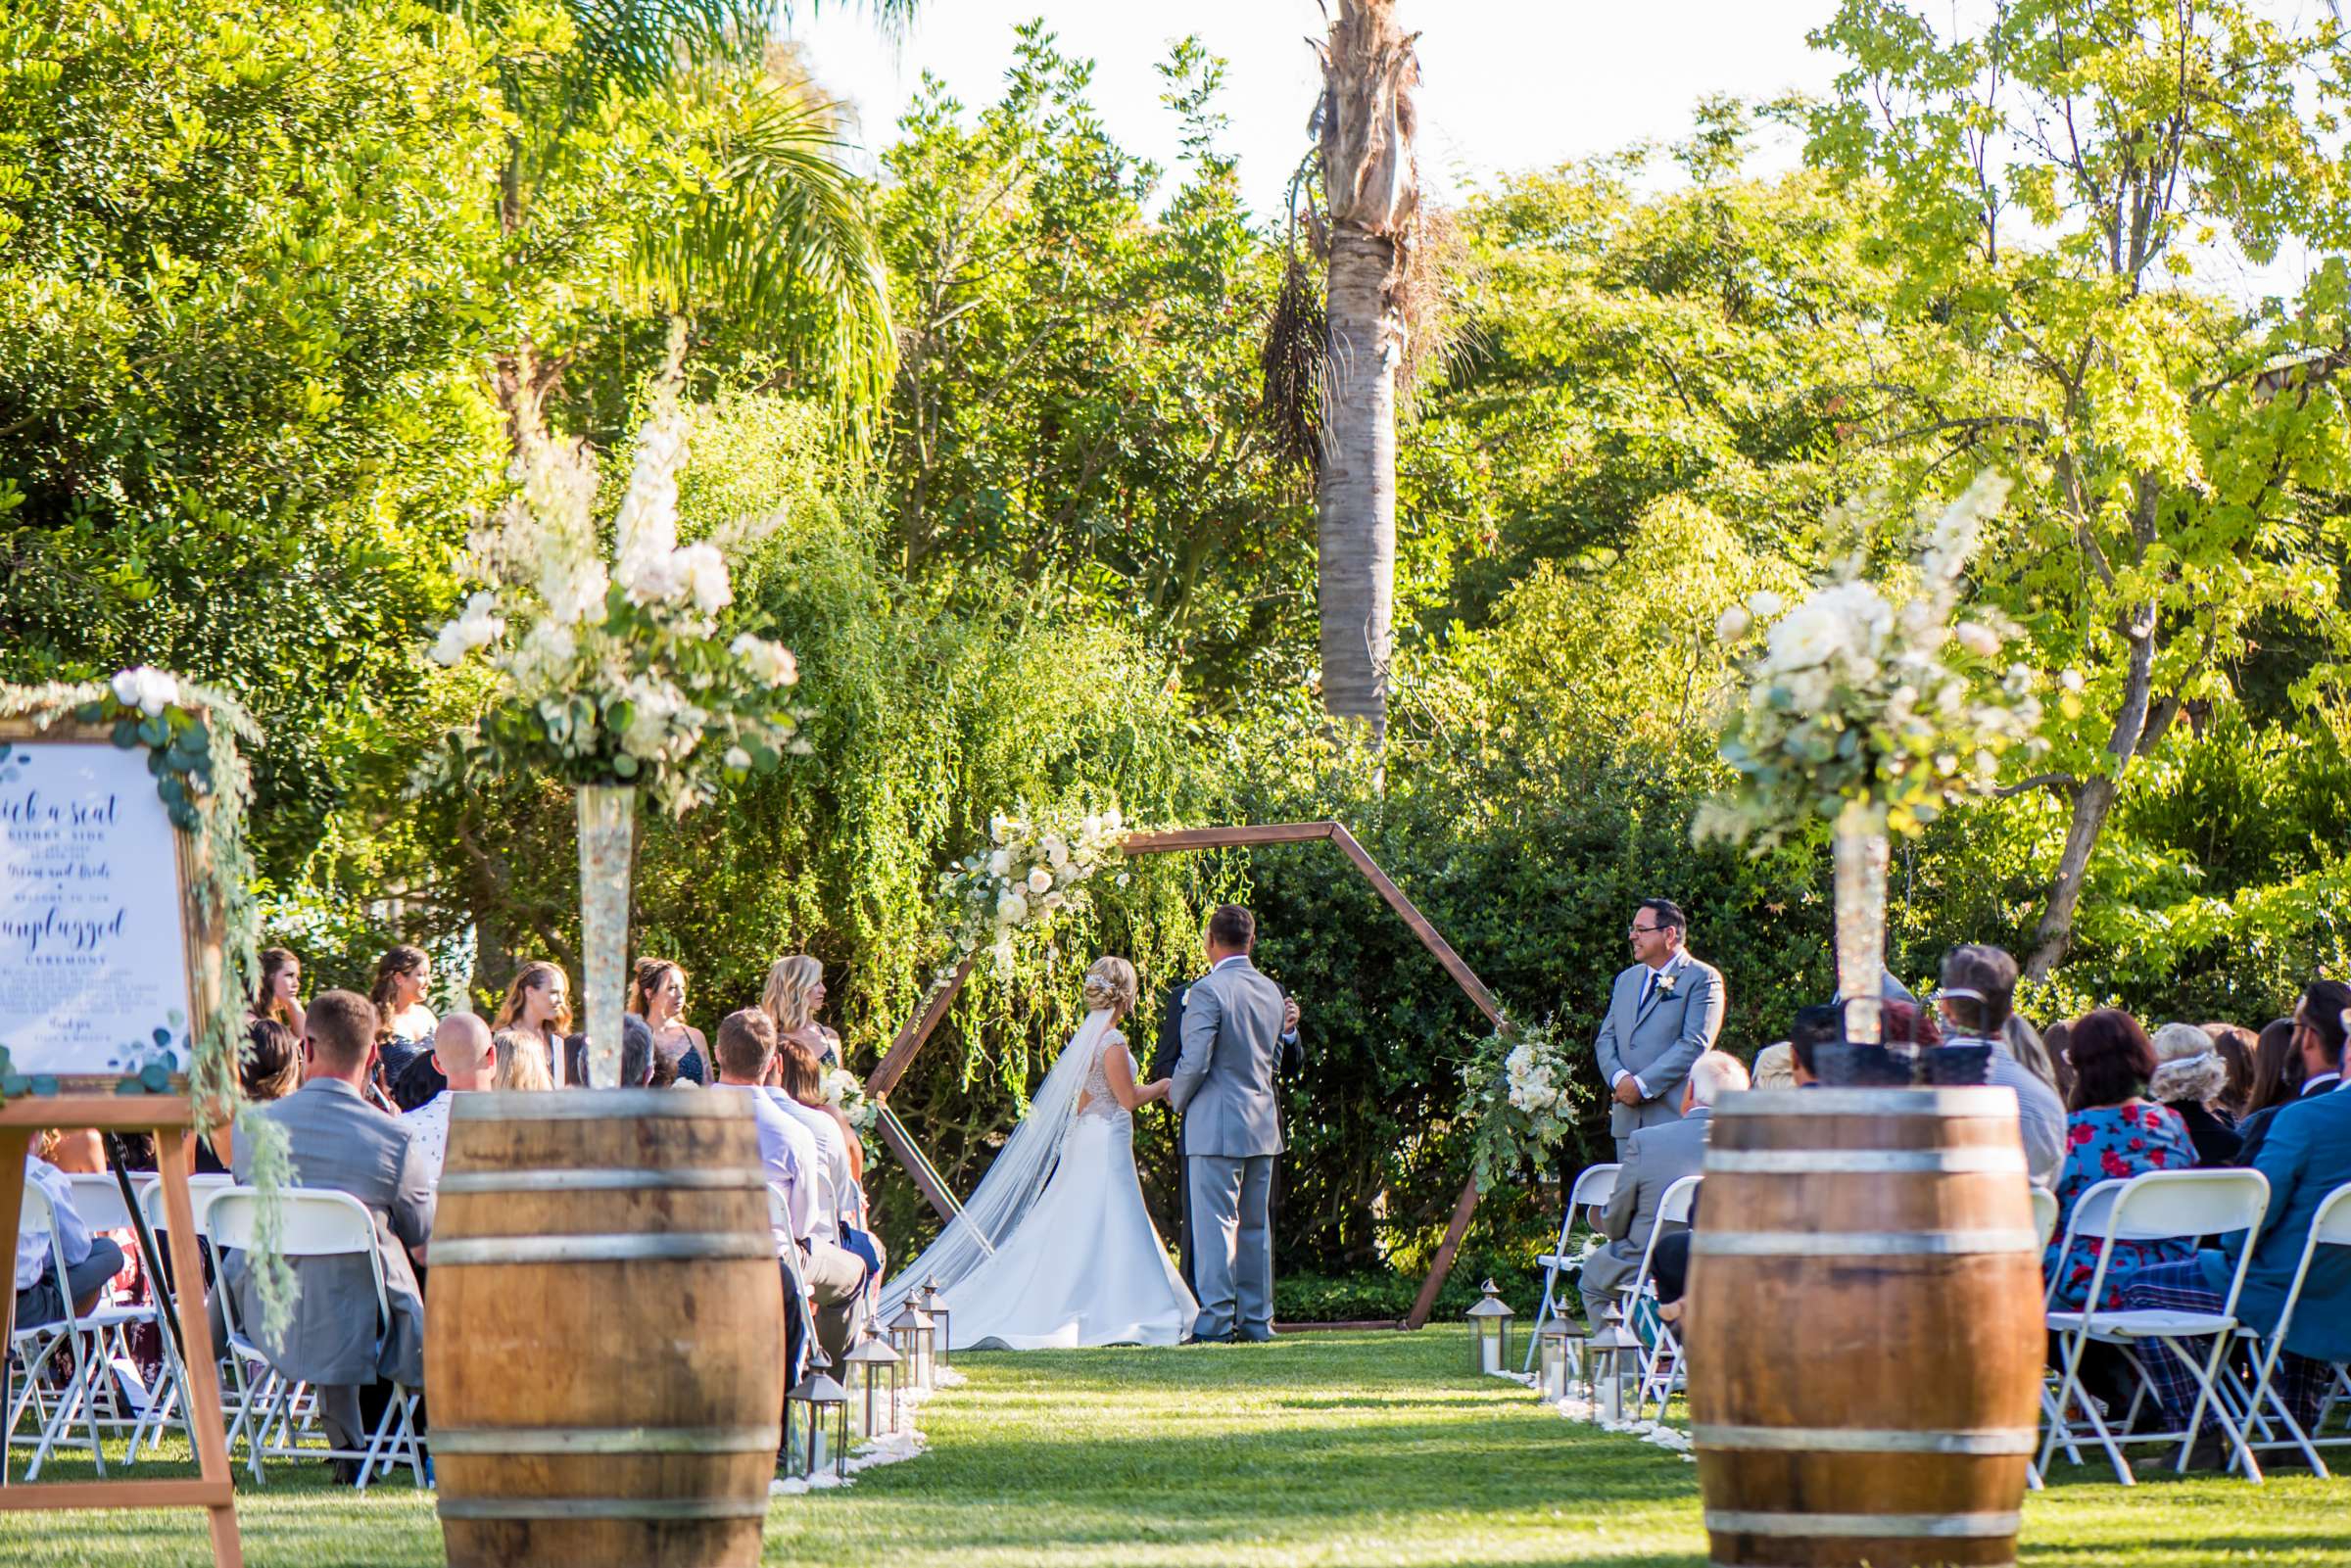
[1144,1078,1172,1103]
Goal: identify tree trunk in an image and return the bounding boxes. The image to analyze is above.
[1318,225,1399,743]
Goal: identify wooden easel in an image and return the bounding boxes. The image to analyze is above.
[0,716,243,1563]
[0,1104,242,1565]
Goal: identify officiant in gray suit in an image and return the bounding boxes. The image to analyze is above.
[1592,898,1726,1159]
[1169,903,1295,1343]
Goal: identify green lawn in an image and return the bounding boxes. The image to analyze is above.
[2,1327,2345,1566]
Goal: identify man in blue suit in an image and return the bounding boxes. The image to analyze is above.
[2117,1036,2351,1468]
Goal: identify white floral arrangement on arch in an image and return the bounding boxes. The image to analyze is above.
[1459,1016,1585,1193]
[933,804,1131,983]
[415,331,809,818]
[1695,470,2045,847]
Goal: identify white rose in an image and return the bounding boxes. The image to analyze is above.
[1103,806,1124,832]
[1041,890,1066,911]
[1042,833,1070,869]
[987,849,1012,879]
[1762,599,1849,673]
[990,814,1011,844]
[1953,621,2001,658]
[727,635,797,689]
[619,547,686,607]
[723,745,751,770]
[1747,590,1785,618]
[2060,668,2086,693]
[996,891,1030,926]
[676,544,732,615]
[1714,605,1751,642]
[1026,867,1053,895]
[111,666,181,716]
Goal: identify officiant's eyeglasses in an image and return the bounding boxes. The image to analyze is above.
[1627,923,1665,936]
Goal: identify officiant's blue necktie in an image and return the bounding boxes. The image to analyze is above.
[1639,971,1656,1011]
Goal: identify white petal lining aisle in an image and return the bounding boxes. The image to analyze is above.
[771,1366,967,1497]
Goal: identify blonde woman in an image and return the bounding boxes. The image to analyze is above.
[880,957,1194,1351]
[491,961,573,1088]
[761,956,841,1068]
[491,1030,557,1092]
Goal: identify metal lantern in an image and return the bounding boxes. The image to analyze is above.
[785,1351,852,1481]
[1586,1302,1641,1423]
[887,1299,936,1393]
[840,1332,902,1440]
[1537,1321,1586,1403]
[917,1274,952,1367]
[1465,1278,1514,1375]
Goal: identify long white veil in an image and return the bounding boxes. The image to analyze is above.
[877,1008,1114,1315]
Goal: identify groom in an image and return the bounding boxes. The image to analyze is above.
[1169,903,1291,1344]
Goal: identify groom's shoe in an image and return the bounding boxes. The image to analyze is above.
[1239,1326,1277,1344]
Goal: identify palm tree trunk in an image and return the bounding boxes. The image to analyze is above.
[1319,227,1400,741]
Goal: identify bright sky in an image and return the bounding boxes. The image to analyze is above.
[793,0,1844,214]
[792,1,2333,306]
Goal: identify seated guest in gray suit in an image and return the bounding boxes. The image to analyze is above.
[1593,899,1727,1159]
[1579,1049,1747,1331]
[228,988,432,1481]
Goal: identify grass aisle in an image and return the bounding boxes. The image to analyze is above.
[3,1327,2347,1565]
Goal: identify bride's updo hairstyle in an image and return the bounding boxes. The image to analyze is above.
[1082,957,1138,1017]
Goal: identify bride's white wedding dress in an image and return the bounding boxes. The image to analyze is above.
[881,1009,1196,1352]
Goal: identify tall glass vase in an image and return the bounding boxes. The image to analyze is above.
[576,783,637,1089]
[1832,799,1891,1046]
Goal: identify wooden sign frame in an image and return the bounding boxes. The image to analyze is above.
[863,820,1504,1333]
[0,719,242,1564]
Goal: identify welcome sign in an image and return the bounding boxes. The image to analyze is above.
[0,739,194,1081]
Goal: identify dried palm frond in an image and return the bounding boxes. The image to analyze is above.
[1261,248,1327,473]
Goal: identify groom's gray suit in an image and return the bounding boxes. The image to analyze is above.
[1170,953,1288,1342]
[1592,949,1726,1158]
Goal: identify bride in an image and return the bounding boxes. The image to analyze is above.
[881,957,1197,1350]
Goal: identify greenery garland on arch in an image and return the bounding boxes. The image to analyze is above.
[0,669,298,1330]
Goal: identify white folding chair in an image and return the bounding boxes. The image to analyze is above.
[2027,1184,2061,1490]
[1521,1162,1619,1373]
[2231,1179,2351,1476]
[2040,1168,2270,1485]
[58,1172,171,1449]
[5,1181,147,1477]
[1628,1174,1701,1419]
[206,1187,425,1490]
[122,1173,238,1459]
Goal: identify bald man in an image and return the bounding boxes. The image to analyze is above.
[400,1013,494,1188]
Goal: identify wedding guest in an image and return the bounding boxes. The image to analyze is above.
[2148,1022,2242,1167]
[492,961,572,1088]
[1749,1041,1797,1089]
[1579,1050,1745,1331]
[1784,1004,1846,1086]
[629,958,707,1084]
[2043,1019,2078,1103]
[400,1014,497,1190]
[250,947,307,1040]
[492,1031,555,1092]
[2043,1010,2196,1309]
[1933,945,2066,1188]
[369,945,438,1090]
[16,1133,125,1327]
[762,956,842,1069]
[200,1019,304,1172]
[2233,1017,2308,1159]
[2115,1054,2351,1470]
[2207,1023,2258,1121]
[2237,982,2347,1169]
[772,1043,870,1231]
[226,989,430,1484]
[715,1009,867,1362]
[561,1013,657,1088]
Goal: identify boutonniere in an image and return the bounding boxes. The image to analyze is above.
[1654,970,1679,997]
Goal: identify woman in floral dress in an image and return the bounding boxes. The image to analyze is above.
[2043,1008,2198,1309]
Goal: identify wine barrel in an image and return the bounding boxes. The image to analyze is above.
[1686,1087,2041,1568]
[425,1090,785,1568]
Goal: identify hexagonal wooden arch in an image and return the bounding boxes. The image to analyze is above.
[862,820,1503,1332]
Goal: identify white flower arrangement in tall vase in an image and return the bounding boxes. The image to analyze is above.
[419,326,809,1085]
[1696,471,2044,1043]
